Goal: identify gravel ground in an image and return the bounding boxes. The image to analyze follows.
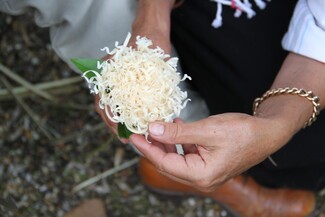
[0,13,226,217]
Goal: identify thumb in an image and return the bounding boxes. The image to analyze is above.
[148,121,205,145]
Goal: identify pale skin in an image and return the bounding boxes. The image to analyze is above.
[97,0,325,192]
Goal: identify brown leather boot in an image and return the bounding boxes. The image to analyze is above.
[139,157,318,217]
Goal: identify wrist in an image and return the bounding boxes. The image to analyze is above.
[133,0,174,35]
[131,0,173,53]
[254,94,313,139]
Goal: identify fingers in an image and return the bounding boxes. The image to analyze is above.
[148,120,207,145]
[130,134,204,180]
[101,54,113,61]
[183,144,199,154]
[172,119,198,154]
[98,108,117,133]
[173,118,183,124]
[94,95,129,143]
[147,135,177,153]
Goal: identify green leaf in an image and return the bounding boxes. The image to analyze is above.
[118,123,133,139]
[70,58,102,79]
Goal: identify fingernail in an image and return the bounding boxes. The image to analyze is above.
[149,123,164,136]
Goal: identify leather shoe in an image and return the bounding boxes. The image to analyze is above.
[139,157,318,217]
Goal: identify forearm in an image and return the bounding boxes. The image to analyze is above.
[132,0,175,38]
[256,53,325,141]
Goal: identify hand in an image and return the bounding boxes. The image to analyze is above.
[95,0,173,142]
[130,113,292,192]
[96,30,171,143]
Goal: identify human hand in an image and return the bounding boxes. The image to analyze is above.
[95,0,174,142]
[130,113,292,192]
[96,33,171,143]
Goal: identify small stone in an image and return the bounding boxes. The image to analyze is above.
[14,43,22,50]
[184,211,195,217]
[187,198,196,207]
[148,194,159,206]
[221,210,228,217]
[6,16,12,24]
[204,198,213,204]
[39,185,48,193]
[31,57,40,65]
[0,164,3,176]
[6,45,13,52]
[93,185,110,194]
[206,209,215,217]
[57,210,65,217]
[116,182,131,193]
[63,199,106,217]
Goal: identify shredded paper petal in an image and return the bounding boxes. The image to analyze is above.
[84,34,191,136]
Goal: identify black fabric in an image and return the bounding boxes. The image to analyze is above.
[171,0,325,191]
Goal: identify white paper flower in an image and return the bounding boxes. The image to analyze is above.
[84,33,191,136]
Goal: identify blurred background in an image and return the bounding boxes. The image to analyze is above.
[0,13,227,217]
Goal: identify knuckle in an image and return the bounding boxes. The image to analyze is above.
[195,178,221,193]
[198,186,216,193]
[169,123,182,142]
[155,161,166,174]
[193,171,226,192]
[194,177,213,189]
[155,156,171,174]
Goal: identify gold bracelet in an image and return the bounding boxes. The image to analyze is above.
[253,87,321,128]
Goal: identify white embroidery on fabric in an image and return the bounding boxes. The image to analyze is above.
[210,0,271,28]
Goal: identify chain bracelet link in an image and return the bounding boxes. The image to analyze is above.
[253,87,321,128]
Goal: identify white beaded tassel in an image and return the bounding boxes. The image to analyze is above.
[210,0,271,28]
[212,2,223,28]
[254,0,266,9]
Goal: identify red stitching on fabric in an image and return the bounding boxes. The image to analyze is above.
[231,0,236,9]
